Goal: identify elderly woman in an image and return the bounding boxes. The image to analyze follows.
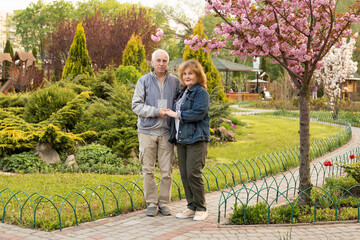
[164,59,210,221]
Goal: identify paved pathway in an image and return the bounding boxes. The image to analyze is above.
[0,110,360,240]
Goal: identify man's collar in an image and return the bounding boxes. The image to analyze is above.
[151,70,169,79]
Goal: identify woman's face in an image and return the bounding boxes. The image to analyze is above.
[182,68,197,88]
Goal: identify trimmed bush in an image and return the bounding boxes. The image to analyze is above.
[0,152,50,173]
[62,22,94,79]
[115,65,142,85]
[24,86,76,123]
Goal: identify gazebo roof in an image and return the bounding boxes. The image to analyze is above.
[13,52,37,68]
[169,57,262,73]
[0,53,12,62]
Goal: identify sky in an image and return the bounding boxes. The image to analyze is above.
[0,0,166,13]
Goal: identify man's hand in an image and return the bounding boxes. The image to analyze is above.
[158,108,167,118]
[163,109,178,118]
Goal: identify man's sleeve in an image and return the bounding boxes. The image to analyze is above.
[132,78,159,118]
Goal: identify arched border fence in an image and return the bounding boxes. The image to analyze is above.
[217,146,360,224]
[217,110,359,224]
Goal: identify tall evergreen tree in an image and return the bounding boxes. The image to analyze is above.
[62,22,93,79]
[4,40,14,58]
[122,34,149,73]
[183,20,225,101]
[3,40,14,79]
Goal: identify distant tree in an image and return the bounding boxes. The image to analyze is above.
[4,40,14,58]
[3,40,14,78]
[183,20,225,101]
[45,6,157,75]
[122,34,149,73]
[314,35,358,119]
[32,46,38,62]
[11,0,74,59]
[62,22,94,79]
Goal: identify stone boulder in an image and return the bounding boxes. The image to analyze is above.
[65,154,78,168]
[219,118,233,125]
[215,126,235,141]
[35,143,61,164]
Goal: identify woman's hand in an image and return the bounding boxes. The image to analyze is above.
[162,109,178,118]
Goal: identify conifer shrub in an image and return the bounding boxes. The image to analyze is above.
[0,93,29,108]
[24,85,76,123]
[62,22,94,79]
[183,20,225,101]
[122,34,150,73]
[99,127,138,159]
[115,65,142,85]
[0,92,95,158]
[91,68,117,99]
[208,87,231,127]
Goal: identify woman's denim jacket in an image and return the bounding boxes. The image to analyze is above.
[169,84,210,144]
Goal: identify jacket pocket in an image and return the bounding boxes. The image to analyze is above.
[140,117,157,128]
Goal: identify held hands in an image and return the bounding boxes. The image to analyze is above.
[159,108,178,118]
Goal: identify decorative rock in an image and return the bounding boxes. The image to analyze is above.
[65,154,78,168]
[219,118,233,124]
[35,143,61,164]
[215,126,236,141]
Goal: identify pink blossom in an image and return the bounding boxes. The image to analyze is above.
[151,35,160,42]
[156,28,164,38]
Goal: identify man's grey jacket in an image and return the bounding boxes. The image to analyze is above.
[132,71,180,136]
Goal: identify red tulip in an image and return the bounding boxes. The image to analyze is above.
[350,154,355,159]
[328,161,333,166]
[324,161,329,166]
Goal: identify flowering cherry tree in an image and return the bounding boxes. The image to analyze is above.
[314,34,358,119]
[185,0,360,205]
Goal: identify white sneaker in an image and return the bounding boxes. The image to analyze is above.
[193,210,208,221]
[176,209,195,219]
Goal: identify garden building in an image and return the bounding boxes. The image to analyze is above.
[169,57,264,101]
[344,73,360,101]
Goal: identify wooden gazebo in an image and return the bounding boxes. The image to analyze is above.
[169,57,262,92]
[1,52,43,94]
[12,52,37,68]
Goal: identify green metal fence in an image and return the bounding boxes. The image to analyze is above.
[0,115,354,230]
[218,147,360,224]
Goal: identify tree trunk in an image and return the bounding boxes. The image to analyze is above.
[298,84,312,206]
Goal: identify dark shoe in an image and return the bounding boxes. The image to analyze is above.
[146,206,158,217]
[159,205,171,216]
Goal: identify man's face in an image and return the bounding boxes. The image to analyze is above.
[152,52,169,76]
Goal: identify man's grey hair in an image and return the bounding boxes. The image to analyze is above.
[151,49,169,61]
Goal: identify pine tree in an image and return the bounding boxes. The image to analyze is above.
[3,39,14,78]
[62,22,94,79]
[122,34,149,73]
[4,40,14,58]
[183,20,225,101]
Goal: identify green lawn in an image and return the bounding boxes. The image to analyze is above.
[207,115,343,164]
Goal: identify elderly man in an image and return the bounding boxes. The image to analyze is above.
[132,49,180,216]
